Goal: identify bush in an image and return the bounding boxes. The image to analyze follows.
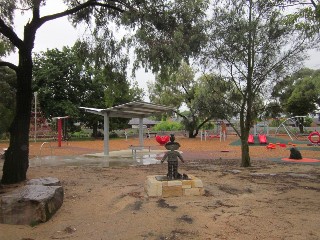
[202,122,215,130]
[71,130,89,138]
[153,121,184,131]
[109,131,119,139]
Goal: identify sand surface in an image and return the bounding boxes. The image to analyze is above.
[0,135,319,240]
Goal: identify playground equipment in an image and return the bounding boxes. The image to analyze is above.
[258,134,268,144]
[248,134,254,144]
[275,116,306,141]
[220,121,227,142]
[266,143,276,149]
[308,131,320,145]
[30,92,54,141]
[200,130,209,141]
[52,116,69,147]
[124,129,128,141]
[39,142,53,157]
[254,123,269,136]
[203,121,228,142]
[266,142,287,149]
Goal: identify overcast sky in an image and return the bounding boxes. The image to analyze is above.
[4,1,320,99]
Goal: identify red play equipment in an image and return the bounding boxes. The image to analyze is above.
[156,135,170,145]
[266,143,276,149]
[258,134,268,144]
[52,116,69,147]
[248,134,254,144]
[308,131,320,144]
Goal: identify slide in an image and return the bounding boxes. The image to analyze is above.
[258,134,268,144]
[248,134,254,144]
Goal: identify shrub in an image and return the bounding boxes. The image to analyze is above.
[153,121,184,131]
[71,130,89,138]
[109,131,119,139]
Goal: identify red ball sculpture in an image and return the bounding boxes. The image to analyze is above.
[156,135,170,145]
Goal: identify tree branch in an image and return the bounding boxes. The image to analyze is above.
[38,0,126,26]
[253,39,307,94]
[0,17,23,49]
[173,110,188,121]
[310,0,318,9]
[0,61,18,72]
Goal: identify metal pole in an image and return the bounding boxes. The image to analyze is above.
[139,117,144,146]
[58,118,62,147]
[104,114,110,155]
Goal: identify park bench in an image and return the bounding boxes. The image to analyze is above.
[129,145,152,157]
[146,132,157,138]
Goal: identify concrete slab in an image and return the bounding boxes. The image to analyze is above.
[26,150,167,168]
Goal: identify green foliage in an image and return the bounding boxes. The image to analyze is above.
[153,121,184,131]
[148,61,195,109]
[32,40,144,132]
[71,130,90,138]
[0,67,16,135]
[273,68,320,116]
[304,116,313,127]
[282,1,320,39]
[32,44,92,130]
[195,73,237,120]
[269,118,282,127]
[264,102,283,119]
[124,0,209,76]
[109,131,119,139]
[149,62,215,137]
[286,74,320,116]
[202,122,215,130]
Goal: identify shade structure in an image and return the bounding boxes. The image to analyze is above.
[80,101,173,155]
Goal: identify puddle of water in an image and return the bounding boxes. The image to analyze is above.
[30,153,165,168]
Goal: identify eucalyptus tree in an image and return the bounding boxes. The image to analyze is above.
[201,0,316,167]
[0,0,209,184]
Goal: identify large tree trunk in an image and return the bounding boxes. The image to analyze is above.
[1,52,33,184]
[297,117,304,134]
[92,122,98,138]
[188,129,197,138]
[240,138,251,167]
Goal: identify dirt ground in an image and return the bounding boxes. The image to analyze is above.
[0,135,320,240]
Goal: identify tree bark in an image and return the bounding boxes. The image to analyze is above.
[2,51,33,184]
[240,138,251,167]
[239,0,253,168]
[92,122,98,138]
[188,129,197,138]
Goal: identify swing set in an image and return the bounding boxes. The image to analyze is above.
[275,116,320,145]
[275,116,306,141]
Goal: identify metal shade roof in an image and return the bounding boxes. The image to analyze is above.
[128,118,159,125]
[80,101,173,118]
